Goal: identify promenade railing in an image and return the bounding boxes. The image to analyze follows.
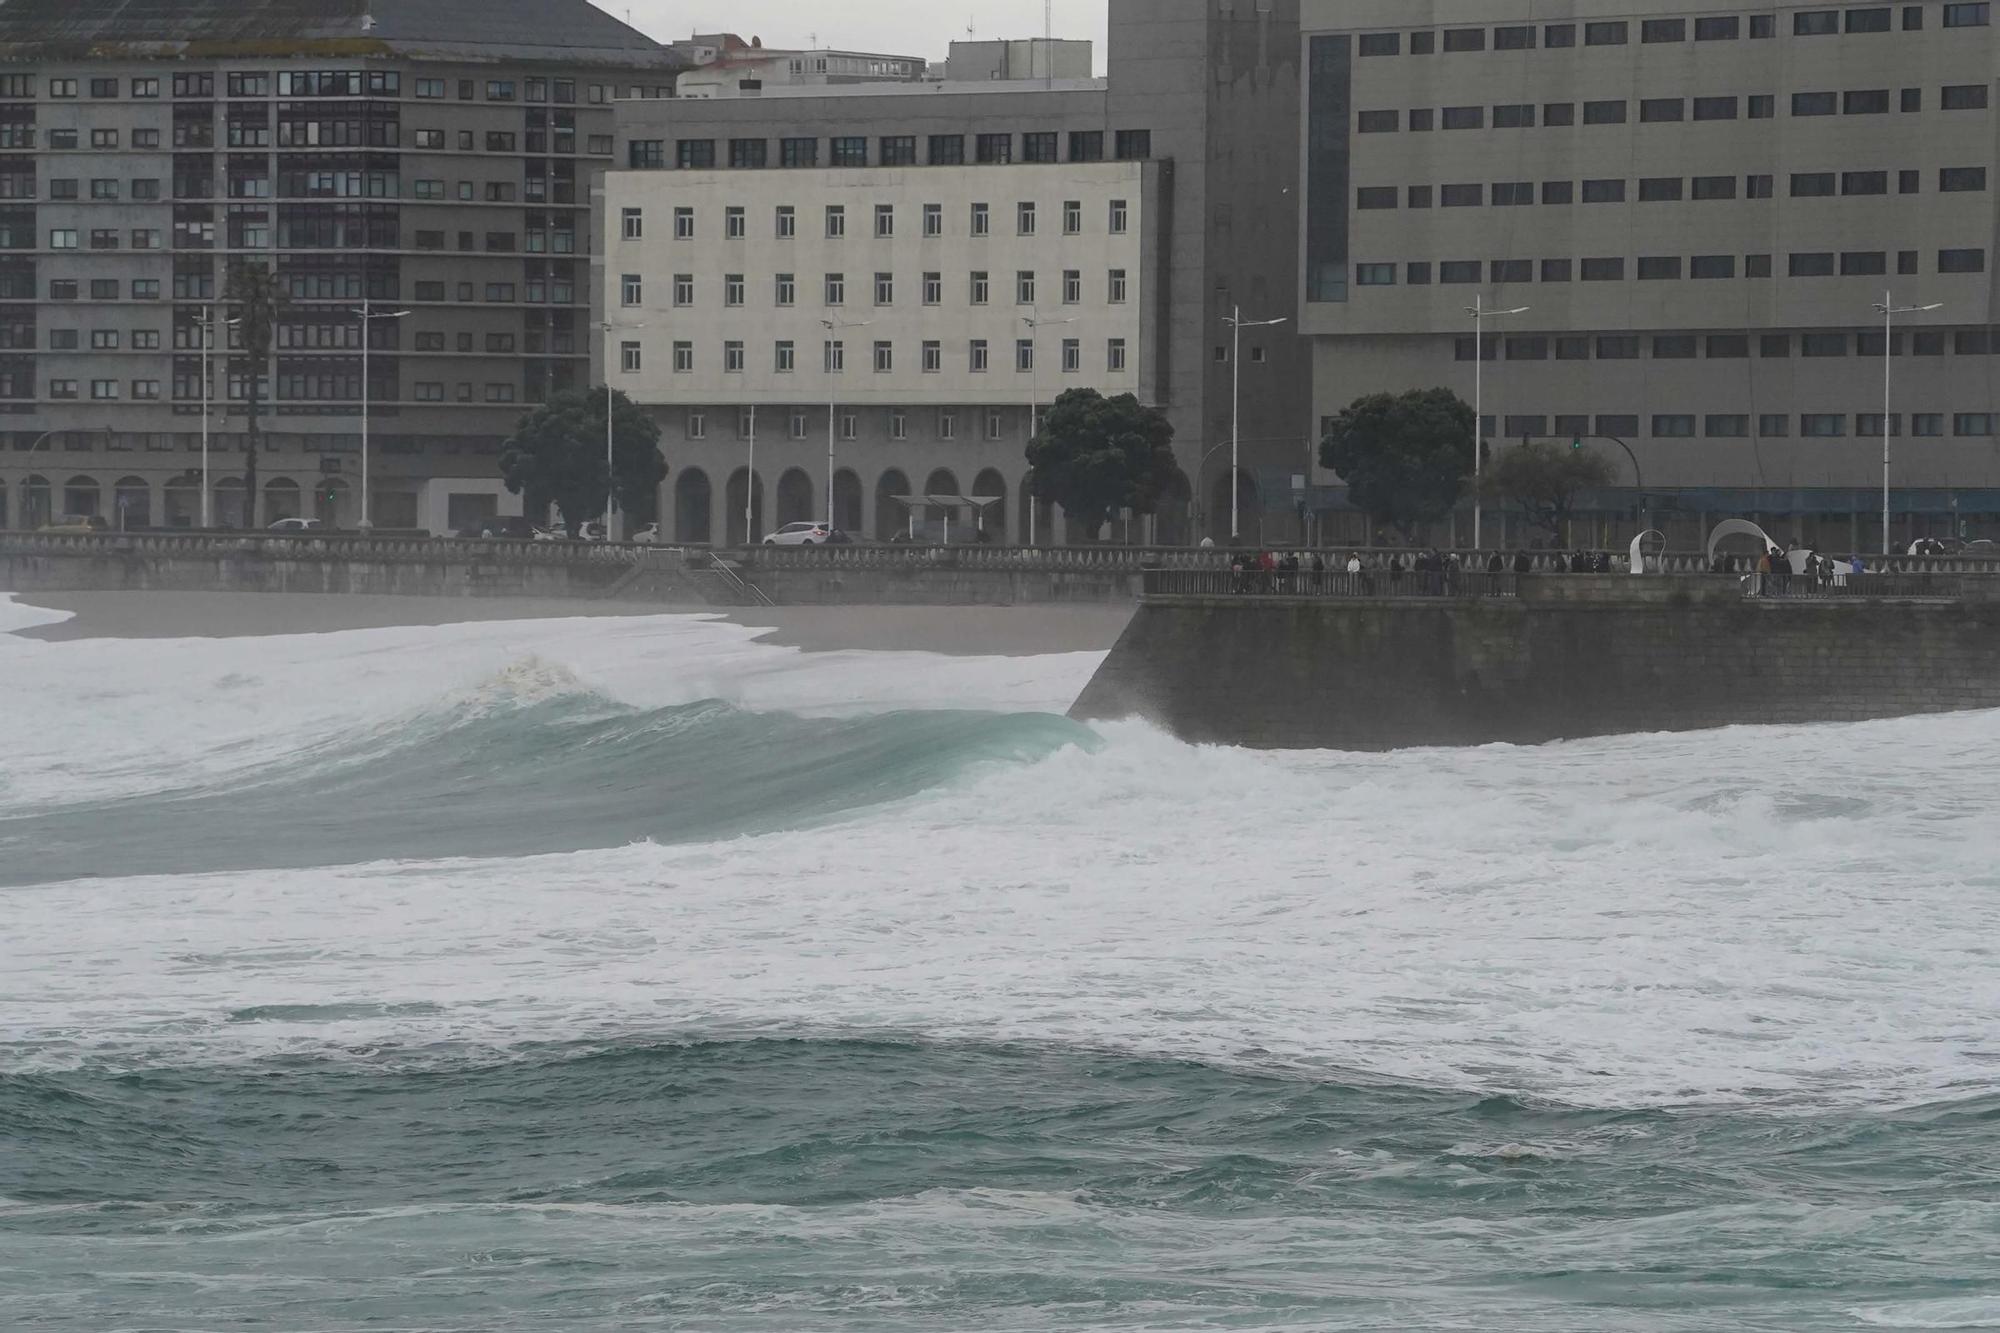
[1143,568,1519,598]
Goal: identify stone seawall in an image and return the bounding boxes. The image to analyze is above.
[1070,576,2000,748]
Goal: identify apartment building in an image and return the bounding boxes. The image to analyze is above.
[0,0,680,534]
[605,0,1307,546]
[1301,0,2000,549]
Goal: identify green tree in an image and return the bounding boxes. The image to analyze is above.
[223,262,284,530]
[1025,388,1179,542]
[1317,387,1475,543]
[1481,440,1616,545]
[499,387,665,535]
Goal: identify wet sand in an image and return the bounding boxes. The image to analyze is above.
[6,591,1131,657]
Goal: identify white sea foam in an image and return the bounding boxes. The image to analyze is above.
[0,592,74,635]
[0,610,1104,807]
[3,605,1998,1112]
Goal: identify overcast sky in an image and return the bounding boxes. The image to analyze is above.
[623,0,1112,70]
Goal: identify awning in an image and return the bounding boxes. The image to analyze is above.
[885,494,1006,510]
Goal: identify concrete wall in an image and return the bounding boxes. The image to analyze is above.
[1072,576,2000,747]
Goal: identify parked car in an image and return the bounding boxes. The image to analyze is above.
[458,515,540,540]
[268,517,323,533]
[631,522,661,545]
[40,514,109,534]
[764,521,830,546]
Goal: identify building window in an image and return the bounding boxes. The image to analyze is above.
[1843,171,1888,195]
[824,273,846,305]
[1942,85,1989,110]
[673,274,694,306]
[1108,338,1128,372]
[1638,257,1682,280]
[1543,103,1574,126]
[1494,24,1536,48]
[677,139,714,169]
[1443,27,1486,51]
[873,272,894,306]
[1802,414,1848,437]
[1639,98,1684,122]
[1940,248,1987,272]
[1540,259,1572,282]
[1944,2,1991,25]
[1440,260,1482,284]
[825,205,846,238]
[880,135,916,166]
[1758,414,1790,437]
[1493,105,1534,129]
[1017,201,1036,235]
[672,342,693,372]
[1357,186,1398,209]
[1597,336,1640,359]
[1355,263,1396,286]
[1641,17,1686,40]
[775,341,795,373]
[1638,178,1683,202]
[1583,100,1627,125]
[1840,252,1887,276]
[729,138,768,168]
[1114,129,1151,159]
[1584,20,1629,43]
[1359,32,1401,55]
[673,207,694,238]
[1789,253,1836,277]
[726,206,746,239]
[1441,183,1483,206]
[1691,255,1737,279]
[1109,199,1128,233]
[1014,339,1034,373]
[1707,334,1749,358]
[976,132,1012,164]
[1705,415,1749,437]
[872,341,892,373]
[1358,110,1398,132]
[1795,10,1840,33]
[1062,269,1082,303]
[971,202,990,236]
[1016,270,1036,304]
[1941,167,1988,191]
[831,136,867,167]
[1581,179,1625,204]
[1793,172,1837,197]
[724,274,745,307]
[1108,269,1128,303]
[780,137,818,167]
[1844,90,1890,114]
[776,273,796,306]
[621,208,642,240]
[1442,106,1484,130]
[1069,130,1103,161]
[620,341,641,372]
[823,340,845,373]
[875,204,895,238]
[1848,6,1894,29]
[1023,131,1058,163]
[921,341,941,374]
[938,410,958,440]
[1792,92,1838,116]
[929,134,964,165]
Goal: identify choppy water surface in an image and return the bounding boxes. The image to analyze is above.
[3,597,1998,1331]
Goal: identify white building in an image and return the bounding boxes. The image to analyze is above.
[604,159,1163,543]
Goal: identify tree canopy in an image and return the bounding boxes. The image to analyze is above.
[1482,440,1616,543]
[498,387,665,534]
[1317,388,1475,542]
[1025,388,1180,541]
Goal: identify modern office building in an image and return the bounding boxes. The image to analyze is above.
[604,0,1307,546]
[1300,0,2000,550]
[0,0,680,534]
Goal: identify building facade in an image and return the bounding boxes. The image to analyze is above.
[670,35,931,101]
[1301,0,2000,550]
[0,0,679,534]
[606,0,1308,546]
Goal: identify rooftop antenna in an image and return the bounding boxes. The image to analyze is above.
[1045,0,1053,84]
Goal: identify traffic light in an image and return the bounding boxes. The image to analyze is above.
[1571,437,1583,451]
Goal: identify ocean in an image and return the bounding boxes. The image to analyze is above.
[3,595,1998,1331]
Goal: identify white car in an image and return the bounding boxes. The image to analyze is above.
[764,522,830,546]
[268,517,323,533]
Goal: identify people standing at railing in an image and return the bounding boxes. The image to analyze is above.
[1512,549,1533,575]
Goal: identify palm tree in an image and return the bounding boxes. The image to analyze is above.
[223,262,283,529]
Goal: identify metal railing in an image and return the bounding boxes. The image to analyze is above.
[1143,568,1519,598]
[1740,572,1965,599]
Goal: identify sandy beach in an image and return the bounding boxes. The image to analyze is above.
[5,590,1132,656]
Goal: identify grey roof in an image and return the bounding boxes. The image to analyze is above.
[0,0,684,69]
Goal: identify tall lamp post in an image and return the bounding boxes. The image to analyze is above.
[820,316,871,532]
[1023,309,1075,546]
[196,306,239,529]
[1467,295,1529,551]
[600,319,646,541]
[1873,293,1942,556]
[1223,305,1288,543]
[350,297,410,531]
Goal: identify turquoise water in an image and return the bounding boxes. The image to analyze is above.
[7,1040,1998,1330]
[4,610,1999,1330]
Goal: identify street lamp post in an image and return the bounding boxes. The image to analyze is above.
[1223,305,1288,544]
[1023,309,1075,546]
[820,317,871,533]
[1467,295,1529,551]
[350,297,410,532]
[600,319,646,541]
[1873,292,1943,557]
[196,306,239,529]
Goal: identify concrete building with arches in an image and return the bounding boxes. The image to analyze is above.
[604,0,1308,546]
